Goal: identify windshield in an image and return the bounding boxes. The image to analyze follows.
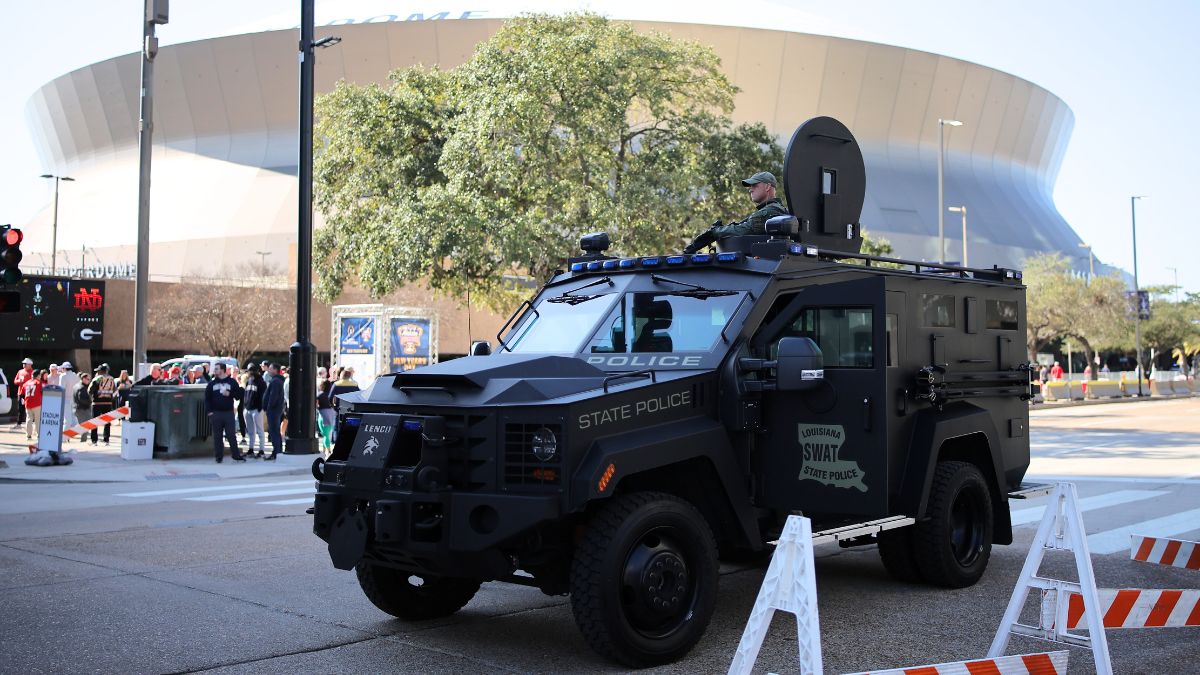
[585,292,747,354]
[506,293,620,353]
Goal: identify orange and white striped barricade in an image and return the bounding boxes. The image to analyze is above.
[846,650,1069,675]
[988,482,1114,675]
[728,515,823,675]
[1131,535,1200,570]
[1063,589,1200,630]
[62,405,131,441]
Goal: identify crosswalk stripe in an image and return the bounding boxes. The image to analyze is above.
[258,497,315,506]
[1010,490,1168,526]
[115,479,313,498]
[1087,508,1200,555]
[1026,475,1200,486]
[186,487,316,502]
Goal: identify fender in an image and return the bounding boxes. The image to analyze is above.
[899,401,1013,545]
[571,417,760,547]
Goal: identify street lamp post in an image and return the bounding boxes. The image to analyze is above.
[38,174,74,275]
[937,118,963,264]
[948,205,967,266]
[1167,266,1179,302]
[1078,242,1095,280]
[1132,195,1147,396]
[254,249,271,273]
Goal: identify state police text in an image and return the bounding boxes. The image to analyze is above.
[578,390,692,429]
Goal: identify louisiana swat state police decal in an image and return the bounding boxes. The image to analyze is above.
[796,423,866,491]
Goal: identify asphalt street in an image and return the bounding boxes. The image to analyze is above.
[1,398,1198,674]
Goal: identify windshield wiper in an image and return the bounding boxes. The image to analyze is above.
[547,276,614,304]
[650,274,737,298]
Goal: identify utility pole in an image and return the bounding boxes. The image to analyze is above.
[134,0,169,376]
[1131,195,1147,396]
[39,174,74,275]
[288,0,340,454]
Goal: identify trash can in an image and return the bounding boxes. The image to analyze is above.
[122,422,155,460]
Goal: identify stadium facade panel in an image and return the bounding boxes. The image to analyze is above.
[22,16,1090,281]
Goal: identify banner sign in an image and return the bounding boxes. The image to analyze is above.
[339,317,376,354]
[37,385,65,453]
[390,317,433,371]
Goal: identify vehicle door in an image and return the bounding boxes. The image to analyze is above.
[751,276,888,517]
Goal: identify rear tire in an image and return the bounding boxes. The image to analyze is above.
[914,461,993,588]
[570,492,718,667]
[355,562,480,620]
[877,527,923,583]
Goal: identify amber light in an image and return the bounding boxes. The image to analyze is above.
[532,468,558,482]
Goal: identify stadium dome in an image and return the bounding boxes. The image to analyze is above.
[22,1,1083,279]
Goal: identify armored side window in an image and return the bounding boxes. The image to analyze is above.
[985,299,1019,330]
[921,294,955,328]
[776,307,873,368]
[886,313,898,367]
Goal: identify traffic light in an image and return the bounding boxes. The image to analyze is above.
[1,224,24,284]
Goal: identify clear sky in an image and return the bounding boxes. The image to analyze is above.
[1,0,1196,292]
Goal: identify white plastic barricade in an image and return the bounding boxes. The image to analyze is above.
[988,483,1113,675]
[728,515,823,675]
[1131,535,1200,570]
[121,422,155,460]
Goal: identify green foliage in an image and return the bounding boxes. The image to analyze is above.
[1140,289,1200,359]
[313,13,782,309]
[1022,252,1130,364]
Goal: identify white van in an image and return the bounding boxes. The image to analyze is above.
[159,355,240,374]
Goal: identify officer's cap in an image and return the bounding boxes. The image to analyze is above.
[740,171,777,187]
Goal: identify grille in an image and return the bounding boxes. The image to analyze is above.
[504,423,563,488]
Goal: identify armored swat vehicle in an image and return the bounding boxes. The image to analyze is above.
[312,116,1034,667]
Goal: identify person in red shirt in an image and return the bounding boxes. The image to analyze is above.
[12,358,33,428]
[22,369,45,443]
[1049,361,1064,380]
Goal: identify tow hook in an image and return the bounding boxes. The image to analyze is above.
[312,456,326,481]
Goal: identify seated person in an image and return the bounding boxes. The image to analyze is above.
[684,171,788,253]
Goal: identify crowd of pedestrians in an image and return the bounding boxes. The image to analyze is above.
[11,355,361,460]
[10,357,127,448]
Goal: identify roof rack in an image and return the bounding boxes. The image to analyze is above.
[785,242,1024,284]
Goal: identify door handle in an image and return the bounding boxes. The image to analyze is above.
[862,396,871,432]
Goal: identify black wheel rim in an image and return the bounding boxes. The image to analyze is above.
[949,486,985,566]
[619,525,697,639]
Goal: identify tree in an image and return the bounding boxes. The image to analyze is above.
[1021,252,1129,369]
[1140,287,1200,369]
[314,13,782,310]
[149,265,293,366]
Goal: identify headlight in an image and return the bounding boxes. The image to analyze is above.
[531,427,558,462]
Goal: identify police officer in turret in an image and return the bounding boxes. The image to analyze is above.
[683,171,788,254]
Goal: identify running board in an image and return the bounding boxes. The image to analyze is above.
[1009,481,1054,500]
[768,515,916,547]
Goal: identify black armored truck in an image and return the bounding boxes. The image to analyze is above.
[312,116,1034,667]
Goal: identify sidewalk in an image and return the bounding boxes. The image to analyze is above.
[0,420,314,483]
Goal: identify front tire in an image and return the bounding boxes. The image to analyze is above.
[355,562,480,620]
[877,526,923,583]
[914,461,993,588]
[570,492,719,667]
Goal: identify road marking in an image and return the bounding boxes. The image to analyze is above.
[115,479,313,497]
[1011,490,1167,526]
[258,497,314,506]
[1045,439,1126,457]
[1028,475,1200,486]
[186,487,316,502]
[1087,508,1200,555]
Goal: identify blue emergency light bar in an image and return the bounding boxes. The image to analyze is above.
[402,419,423,432]
[641,257,660,267]
[716,252,740,263]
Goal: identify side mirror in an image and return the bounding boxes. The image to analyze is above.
[776,337,823,391]
[470,340,492,356]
